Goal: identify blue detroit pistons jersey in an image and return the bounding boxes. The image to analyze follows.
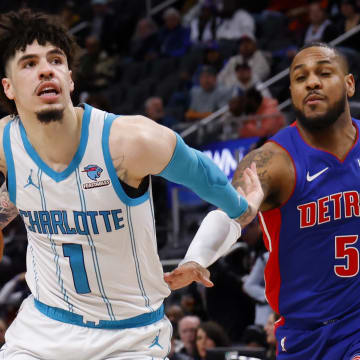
[259,119,360,325]
[3,104,170,324]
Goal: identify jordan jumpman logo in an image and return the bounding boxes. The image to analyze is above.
[24,169,39,190]
[149,330,163,349]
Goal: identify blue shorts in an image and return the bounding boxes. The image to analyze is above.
[276,307,360,359]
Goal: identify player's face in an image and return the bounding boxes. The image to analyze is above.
[1,40,74,121]
[290,47,354,131]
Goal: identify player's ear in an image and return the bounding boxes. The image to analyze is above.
[2,78,15,100]
[69,70,74,93]
[345,73,355,98]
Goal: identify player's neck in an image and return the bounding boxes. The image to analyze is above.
[19,105,83,172]
[297,110,357,160]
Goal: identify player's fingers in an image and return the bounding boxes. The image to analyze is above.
[247,163,261,185]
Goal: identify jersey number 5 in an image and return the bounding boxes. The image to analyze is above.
[334,235,359,278]
[63,244,91,294]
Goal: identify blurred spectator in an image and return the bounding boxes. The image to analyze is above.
[87,0,121,54]
[77,36,119,91]
[336,0,360,51]
[145,97,177,128]
[190,3,221,45]
[195,321,230,360]
[238,88,286,138]
[302,0,338,45]
[192,42,226,85]
[59,1,81,31]
[185,66,232,121]
[167,304,185,324]
[86,93,111,112]
[166,304,185,339]
[231,62,271,98]
[216,7,255,42]
[217,34,271,87]
[169,332,193,360]
[241,324,267,348]
[264,312,281,360]
[243,252,272,327]
[177,315,201,358]
[205,245,255,342]
[160,8,191,57]
[130,18,160,62]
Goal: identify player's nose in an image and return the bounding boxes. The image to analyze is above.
[305,73,321,90]
[38,60,54,80]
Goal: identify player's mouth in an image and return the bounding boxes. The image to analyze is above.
[36,82,61,101]
[304,93,325,105]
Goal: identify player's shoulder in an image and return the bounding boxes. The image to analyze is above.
[248,140,293,169]
[110,114,169,145]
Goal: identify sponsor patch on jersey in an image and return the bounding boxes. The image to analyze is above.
[82,164,110,189]
[351,355,360,360]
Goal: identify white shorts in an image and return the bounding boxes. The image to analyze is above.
[1,296,172,360]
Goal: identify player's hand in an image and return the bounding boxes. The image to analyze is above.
[236,162,264,228]
[164,261,214,290]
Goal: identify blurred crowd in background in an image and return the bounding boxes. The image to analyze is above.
[1,0,360,358]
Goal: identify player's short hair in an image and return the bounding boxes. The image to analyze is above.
[291,42,350,75]
[0,8,80,115]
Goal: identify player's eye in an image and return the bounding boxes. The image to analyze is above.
[321,72,331,76]
[51,57,62,65]
[24,61,36,68]
[295,75,305,82]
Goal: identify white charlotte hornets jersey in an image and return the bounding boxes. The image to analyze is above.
[3,104,170,324]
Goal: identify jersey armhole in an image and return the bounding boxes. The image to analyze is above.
[101,113,150,206]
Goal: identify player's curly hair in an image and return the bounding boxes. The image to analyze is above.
[0,8,80,115]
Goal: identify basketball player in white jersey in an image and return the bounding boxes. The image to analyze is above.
[0,9,263,360]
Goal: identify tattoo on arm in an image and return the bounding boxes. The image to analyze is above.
[114,154,129,183]
[0,182,18,229]
[232,148,274,196]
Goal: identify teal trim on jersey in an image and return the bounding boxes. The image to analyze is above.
[101,113,149,206]
[3,121,16,204]
[149,191,156,238]
[38,169,73,312]
[126,205,154,312]
[29,243,40,300]
[75,168,115,320]
[34,298,164,329]
[18,103,92,183]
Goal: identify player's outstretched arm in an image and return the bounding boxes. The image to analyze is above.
[164,142,294,290]
[110,116,249,219]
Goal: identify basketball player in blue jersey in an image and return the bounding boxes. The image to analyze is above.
[0,9,263,360]
[166,42,360,359]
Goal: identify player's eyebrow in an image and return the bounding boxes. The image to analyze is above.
[292,59,333,72]
[16,48,66,66]
[17,54,37,66]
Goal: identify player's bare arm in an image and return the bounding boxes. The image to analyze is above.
[233,141,296,215]
[109,115,176,188]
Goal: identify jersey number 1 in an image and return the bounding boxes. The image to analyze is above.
[63,244,91,294]
[334,235,359,278]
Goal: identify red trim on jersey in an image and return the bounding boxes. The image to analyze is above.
[294,120,359,163]
[274,316,285,356]
[259,208,282,314]
[264,140,297,208]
